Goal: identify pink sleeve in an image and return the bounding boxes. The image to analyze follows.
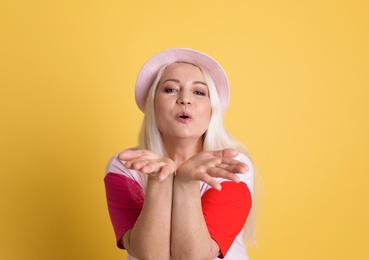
[104,172,144,249]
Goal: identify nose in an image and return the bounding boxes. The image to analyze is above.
[176,92,191,105]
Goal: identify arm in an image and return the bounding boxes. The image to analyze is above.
[123,175,173,259]
[119,149,176,260]
[171,149,248,260]
[172,178,220,260]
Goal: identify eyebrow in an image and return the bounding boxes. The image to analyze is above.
[163,79,207,86]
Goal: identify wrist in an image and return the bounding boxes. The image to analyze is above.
[148,172,174,182]
[174,176,200,190]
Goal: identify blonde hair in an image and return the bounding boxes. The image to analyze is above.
[138,62,261,246]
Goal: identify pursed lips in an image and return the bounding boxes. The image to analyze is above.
[176,111,192,123]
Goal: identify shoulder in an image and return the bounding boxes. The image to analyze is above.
[234,152,255,197]
[234,152,254,171]
[104,147,144,187]
[105,147,138,175]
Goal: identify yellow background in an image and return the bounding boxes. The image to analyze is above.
[1,0,368,259]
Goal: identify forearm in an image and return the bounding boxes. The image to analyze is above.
[124,175,173,259]
[171,179,219,260]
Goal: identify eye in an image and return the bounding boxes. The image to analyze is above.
[164,88,177,93]
[194,90,206,96]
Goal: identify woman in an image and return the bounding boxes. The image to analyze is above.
[104,48,256,259]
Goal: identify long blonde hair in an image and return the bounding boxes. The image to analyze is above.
[138,62,261,246]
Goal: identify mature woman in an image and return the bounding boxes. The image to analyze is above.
[104,48,256,260]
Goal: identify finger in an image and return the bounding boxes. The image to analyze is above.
[125,158,149,170]
[210,149,238,159]
[221,148,239,158]
[200,158,248,173]
[216,164,248,175]
[118,149,146,161]
[219,158,249,172]
[158,164,174,181]
[206,167,240,183]
[140,161,165,174]
[200,174,222,191]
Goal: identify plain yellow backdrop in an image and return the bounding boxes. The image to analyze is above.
[1,0,368,259]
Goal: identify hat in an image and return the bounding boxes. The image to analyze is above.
[135,48,230,114]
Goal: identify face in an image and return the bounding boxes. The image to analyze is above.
[154,62,212,142]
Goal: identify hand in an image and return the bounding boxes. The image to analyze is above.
[176,149,248,191]
[118,149,176,181]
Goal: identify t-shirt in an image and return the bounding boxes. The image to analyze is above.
[104,150,254,260]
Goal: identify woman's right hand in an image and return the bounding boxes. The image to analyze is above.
[118,149,176,181]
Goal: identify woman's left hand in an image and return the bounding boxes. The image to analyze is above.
[176,149,248,190]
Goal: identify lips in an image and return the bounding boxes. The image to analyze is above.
[176,111,192,123]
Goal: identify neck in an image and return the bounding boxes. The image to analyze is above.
[162,137,203,167]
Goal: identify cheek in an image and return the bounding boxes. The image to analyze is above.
[199,103,212,130]
[154,96,173,127]
[203,102,212,119]
[155,96,169,116]
[154,94,163,113]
